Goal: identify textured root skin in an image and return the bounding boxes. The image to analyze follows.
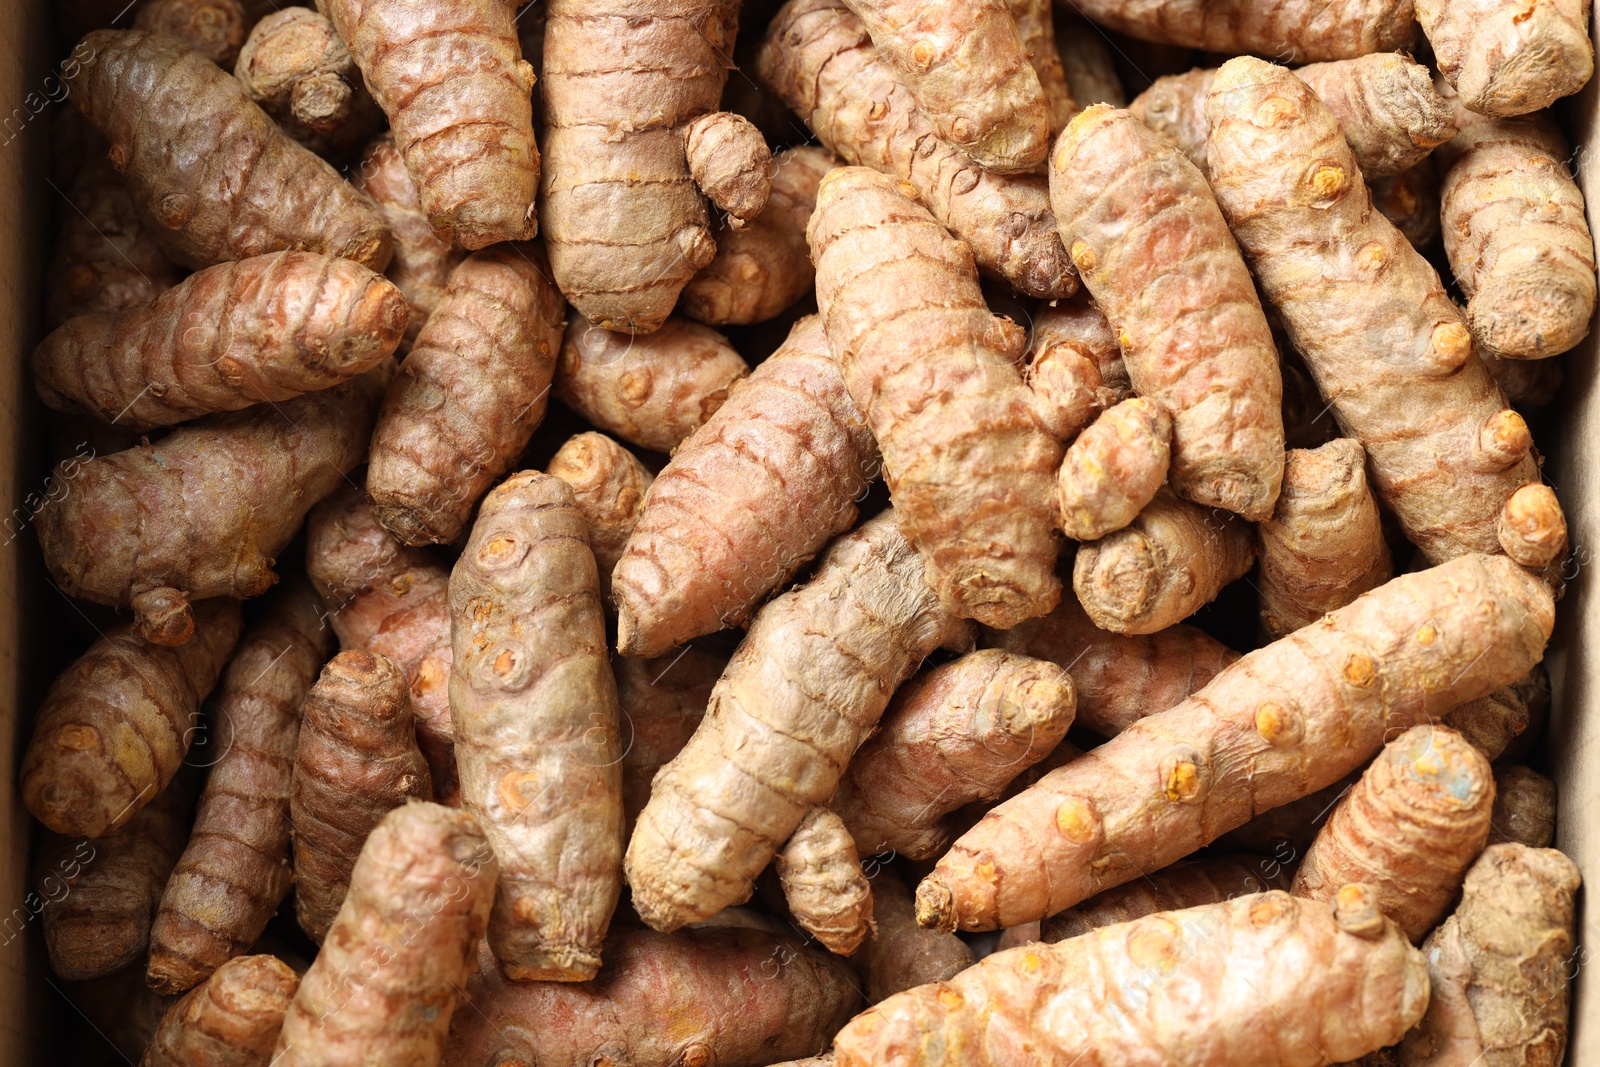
[615,647,725,837]
[305,484,457,804]
[67,30,391,271]
[1418,0,1594,116]
[444,927,862,1067]
[449,472,622,981]
[21,601,240,840]
[274,802,497,1066]
[625,510,968,932]
[1258,439,1393,638]
[1055,397,1171,541]
[547,432,654,603]
[1025,293,1130,439]
[922,553,1553,931]
[540,0,737,333]
[1042,0,1417,60]
[1206,57,1542,565]
[1401,844,1580,1066]
[555,313,751,455]
[1041,854,1293,943]
[1292,725,1494,941]
[1054,106,1284,521]
[1442,685,1530,761]
[366,242,566,547]
[1127,67,1216,169]
[838,890,1428,1067]
[810,167,1062,628]
[832,649,1076,860]
[839,0,1052,172]
[683,111,774,222]
[1073,488,1257,635]
[988,593,1239,738]
[1373,160,1443,252]
[1498,483,1569,568]
[756,0,1076,300]
[1488,766,1557,848]
[1055,13,1125,108]
[234,7,383,158]
[777,808,876,955]
[142,955,298,1067]
[147,583,331,995]
[854,870,973,1004]
[290,650,432,943]
[36,771,196,981]
[33,251,406,432]
[610,315,875,657]
[1010,0,1076,133]
[322,0,539,249]
[1439,112,1597,361]
[682,146,833,326]
[134,0,246,66]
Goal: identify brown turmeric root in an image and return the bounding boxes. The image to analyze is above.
[832,649,1075,860]
[838,888,1428,1067]
[920,552,1553,931]
[811,166,1062,628]
[1009,0,1075,133]
[1418,0,1594,116]
[756,0,1076,300]
[147,582,331,995]
[1485,350,1566,408]
[548,432,654,602]
[21,601,240,839]
[626,510,969,932]
[290,650,432,943]
[682,111,774,223]
[322,0,539,249]
[1207,57,1552,565]
[233,7,383,158]
[1372,160,1443,252]
[274,802,497,1067]
[776,808,875,955]
[1043,0,1417,61]
[134,0,246,66]
[610,315,875,656]
[1488,766,1557,848]
[1442,685,1531,761]
[1041,854,1293,942]
[34,251,406,432]
[615,647,726,836]
[1055,397,1171,541]
[854,869,973,1003]
[366,242,566,546]
[1055,14,1125,108]
[142,954,299,1067]
[67,30,391,271]
[449,471,622,980]
[555,313,751,454]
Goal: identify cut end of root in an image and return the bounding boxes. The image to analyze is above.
[133,586,194,647]
[1331,883,1387,939]
[914,877,957,932]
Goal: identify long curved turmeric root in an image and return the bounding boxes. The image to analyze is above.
[143,955,298,1067]
[1418,0,1594,116]
[1041,854,1292,942]
[1044,0,1417,61]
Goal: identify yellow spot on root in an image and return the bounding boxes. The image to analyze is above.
[1255,702,1299,747]
[57,725,98,751]
[413,658,446,697]
[1431,322,1472,363]
[1020,952,1041,974]
[1355,243,1388,272]
[497,770,540,812]
[1309,165,1346,199]
[619,369,653,405]
[494,648,519,677]
[1128,920,1180,970]
[1249,895,1291,927]
[1163,761,1202,802]
[976,860,997,883]
[1416,625,1437,645]
[681,1043,712,1067]
[479,535,519,567]
[1055,798,1099,843]
[938,987,964,1009]
[910,39,937,70]
[1254,96,1298,127]
[389,574,413,596]
[1070,240,1097,273]
[1344,653,1377,687]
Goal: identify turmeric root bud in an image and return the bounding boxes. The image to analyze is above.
[776,808,875,956]
[134,0,246,67]
[143,954,298,1067]
[1498,483,1569,569]
[683,112,774,223]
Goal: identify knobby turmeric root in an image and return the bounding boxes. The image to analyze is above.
[1041,854,1292,942]
[1055,396,1171,541]
[234,7,383,158]
[776,807,875,955]
[548,432,654,603]
[1418,0,1594,116]
[134,0,246,65]
[1045,0,1417,60]
[142,955,298,1067]
[1024,293,1128,441]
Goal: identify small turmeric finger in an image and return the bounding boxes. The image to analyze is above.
[683,111,773,222]
[548,432,654,603]
[1498,482,1568,569]
[234,7,383,158]
[1418,0,1594,116]
[1055,397,1171,541]
[1487,766,1557,848]
[1009,0,1075,133]
[142,955,299,1067]
[776,808,875,956]
[1041,854,1293,942]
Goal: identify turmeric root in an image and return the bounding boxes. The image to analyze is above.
[67,30,391,271]
[34,251,407,432]
[854,869,973,1003]
[274,802,497,1067]
[1498,483,1569,568]
[626,510,969,932]
[1053,106,1284,520]
[21,600,240,839]
[444,927,861,1067]
[1372,160,1443,251]
[1485,350,1566,408]
[147,582,331,995]
[1292,725,1494,941]
[682,146,833,326]
[1400,843,1580,1066]
[1206,57,1552,565]
[1258,439,1393,638]
[290,650,432,943]
[142,955,298,1067]
[1041,854,1293,942]
[832,649,1075,860]
[811,166,1062,628]
[920,552,1553,931]
[548,432,653,602]
[1055,397,1171,541]
[555,313,751,454]
[449,471,622,980]
[756,0,1076,300]
[1438,110,1596,361]
[1024,293,1129,442]
[776,808,875,955]
[1418,0,1594,116]
[134,0,246,66]
[234,7,383,158]
[1442,685,1531,761]
[321,0,538,249]
[366,243,567,546]
[1488,766,1557,848]
[682,111,775,223]
[838,888,1428,1066]
[615,647,726,835]
[1042,0,1417,61]
[611,315,875,656]
[1055,14,1125,108]
[1008,0,1075,134]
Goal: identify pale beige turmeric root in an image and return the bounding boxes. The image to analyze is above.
[1418,0,1594,116]
[1373,160,1443,251]
[450,471,622,981]
[134,0,246,66]
[839,888,1428,1067]
[683,111,774,223]
[555,313,751,454]
[833,649,1075,860]
[1207,57,1552,565]
[1488,766,1557,848]
[1401,843,1580,1066]
[1055,14,1125,108]
[1044,0,1417,60]
[67,30,391,271]
[34,251,406,432]
[234,7,383,158]
[626,510,968,932]
[1024,293,1128,442]
[756,0,1076,299]
[1055,397,1171,541]
[1041,854,1293,942]
[615,647,726,836]
[21,600,240,839]
[321,0,539,249]
[1499,482,1569,568]
[776,808,875,956]
[274,802,497,1067]
[1008,0,1075,133]
[548,432,654,602]
[1053,105,1284,520]
[142,955,298,1067]
[853,869,973,1004]
[366,242,567,546]
[920,553,1553,931]
[611,315,875,657]
[147,582,330,995]
[811,166,1062,628]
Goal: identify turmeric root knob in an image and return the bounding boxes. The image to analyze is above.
[683,112,774,223]
[1498,483,1568,569]
[776,808,875,956]
[1054,397,1170,541]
